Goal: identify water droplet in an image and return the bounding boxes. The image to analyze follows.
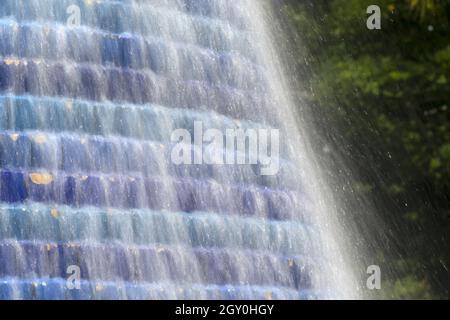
[66,100,73,111]
[157,247,166,253]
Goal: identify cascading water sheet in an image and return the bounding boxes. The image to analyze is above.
[0,0,339,300]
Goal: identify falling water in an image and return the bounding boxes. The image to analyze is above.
[0,0,358,299]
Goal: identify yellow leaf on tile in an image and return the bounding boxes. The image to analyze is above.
[10,133,19,142]
[4,58,16,65]
[29,173,54,185]
[288,259,294,267]
[51,208,59,219]
[33,134,47,144]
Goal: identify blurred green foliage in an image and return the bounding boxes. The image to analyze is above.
[280,0,449,298]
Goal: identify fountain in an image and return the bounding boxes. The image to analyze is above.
[0,0,358,299]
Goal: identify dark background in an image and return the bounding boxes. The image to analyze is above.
[276,0,449,299]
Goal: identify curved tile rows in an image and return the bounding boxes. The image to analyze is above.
[0,169,311,221]
[0,129,298,189]
[0,19,266,91]
[0,203,317,255]
[0,278,318,300]
[0,57,277,124]
[0,0,255,55]
[0,0,319,299]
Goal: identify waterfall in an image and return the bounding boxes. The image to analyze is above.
[0,0,357,299]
